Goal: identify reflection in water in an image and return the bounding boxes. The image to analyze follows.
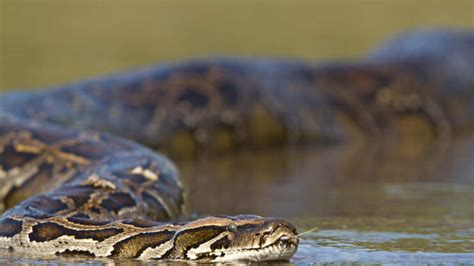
[177,137,474,263]
[178,137,474,220]
[1,138,474,264]
[295,240,474,264]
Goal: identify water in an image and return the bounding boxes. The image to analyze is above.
[2,138,473,265]
[176,137,474,264]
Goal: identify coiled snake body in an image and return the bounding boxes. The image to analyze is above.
[0,30,472,262]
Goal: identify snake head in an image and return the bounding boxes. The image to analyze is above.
[166,215,298,262]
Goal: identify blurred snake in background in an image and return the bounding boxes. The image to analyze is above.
[0,30,472,262]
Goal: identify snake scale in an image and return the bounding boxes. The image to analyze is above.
[0,30,472,262]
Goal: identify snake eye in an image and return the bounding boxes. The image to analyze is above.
[227,223,237,232]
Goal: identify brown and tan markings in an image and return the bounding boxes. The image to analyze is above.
[28,222,124,242]
[0,30,472,262]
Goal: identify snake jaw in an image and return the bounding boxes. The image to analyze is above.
[182,216,299,262]
[208,233,299,262]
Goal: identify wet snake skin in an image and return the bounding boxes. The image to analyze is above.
[0,30,472,262]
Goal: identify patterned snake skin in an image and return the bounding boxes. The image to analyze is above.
[0,30,472,262]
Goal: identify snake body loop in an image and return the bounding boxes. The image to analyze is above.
[0,30,472,262]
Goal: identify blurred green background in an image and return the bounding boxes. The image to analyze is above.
[0,0,473,90]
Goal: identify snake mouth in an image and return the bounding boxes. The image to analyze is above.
[257,235,299,260]
[210,233,299,262]
[262,233,299,259]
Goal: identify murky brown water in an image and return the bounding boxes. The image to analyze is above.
[2,138,473,264]
[177,138,474,264]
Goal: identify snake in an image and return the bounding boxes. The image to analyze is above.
[0,30,472,262]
